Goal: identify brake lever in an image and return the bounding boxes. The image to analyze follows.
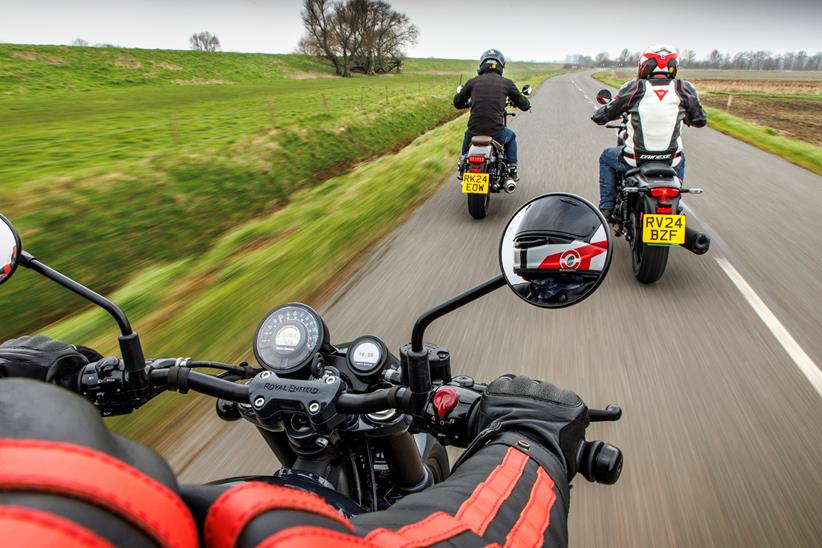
[588,404,622,422]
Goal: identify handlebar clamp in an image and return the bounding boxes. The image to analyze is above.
[248,371,346,430]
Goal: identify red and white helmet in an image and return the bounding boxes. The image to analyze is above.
[638,44,679,79]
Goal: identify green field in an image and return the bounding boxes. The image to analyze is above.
[0,44,558,343]
[592,70,822,175]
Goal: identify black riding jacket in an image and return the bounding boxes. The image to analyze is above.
[454,71,531,135]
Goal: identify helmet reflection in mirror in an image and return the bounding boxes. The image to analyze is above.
[0,215,22,287]
[499,194,612,308]
[596,89,612,104]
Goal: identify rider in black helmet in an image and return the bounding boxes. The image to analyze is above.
[454,49,531,181]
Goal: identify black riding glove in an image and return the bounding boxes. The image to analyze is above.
[0,335,94,386]
[468,374,589,481]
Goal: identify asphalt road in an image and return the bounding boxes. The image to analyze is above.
[172,72,822,547]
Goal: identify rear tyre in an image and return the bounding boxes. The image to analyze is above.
[630,211,669,284]
[467,193,489,219]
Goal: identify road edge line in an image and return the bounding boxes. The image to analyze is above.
[715,255,822,398]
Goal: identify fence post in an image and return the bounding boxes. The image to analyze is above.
[267,101,276,125]
[726,95,733,111]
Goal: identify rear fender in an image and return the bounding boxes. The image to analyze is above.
[467,144,494,164]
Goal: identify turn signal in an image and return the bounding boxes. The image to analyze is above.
[650,187,680,198]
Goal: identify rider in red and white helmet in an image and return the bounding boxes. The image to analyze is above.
[592,45,707,221]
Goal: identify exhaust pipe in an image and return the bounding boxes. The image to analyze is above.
[681,226,710,255]
[503,178,517,193]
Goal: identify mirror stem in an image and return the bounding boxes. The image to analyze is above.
[411,274,505,352]
[20,252,133,335]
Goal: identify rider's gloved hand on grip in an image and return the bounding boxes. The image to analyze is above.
[0,335,93,386]
[468,374,589,480]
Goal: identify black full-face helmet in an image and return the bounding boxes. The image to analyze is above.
[513,195,608,281]
[479,49,506,75]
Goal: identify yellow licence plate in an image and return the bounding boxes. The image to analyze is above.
[461,173,489,194]
[642,214,686,245]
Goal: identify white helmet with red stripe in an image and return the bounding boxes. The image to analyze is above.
[638,44,679,79]
[512,196,609,280]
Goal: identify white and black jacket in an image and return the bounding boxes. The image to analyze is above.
[592,78,707,167]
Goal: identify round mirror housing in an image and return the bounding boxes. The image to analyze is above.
[522,84,533,96]
[0,214,22,287]
[596,89,612,104]
[499,193,612,308]
[456,84,463,94]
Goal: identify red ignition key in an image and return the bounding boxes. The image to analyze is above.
[432,388,459,420]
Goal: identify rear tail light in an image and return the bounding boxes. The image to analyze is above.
[656,206,673,214]
[468,156,487,164]
[650,187,680,198]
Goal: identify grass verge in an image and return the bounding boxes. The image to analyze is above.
[45,115,468,442]
[592,71,822,175]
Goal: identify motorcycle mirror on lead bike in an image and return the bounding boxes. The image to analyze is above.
[0,200,622,514]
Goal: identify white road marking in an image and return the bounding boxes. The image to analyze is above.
[571,77,595,106]
[715,256,822,398]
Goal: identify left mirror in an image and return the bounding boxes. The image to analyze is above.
[455,84,463,94]
[0,215,22,286]
[522,84,533,96]
[499,193,612,308]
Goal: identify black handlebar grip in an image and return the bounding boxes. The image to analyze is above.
[578,440,623,485]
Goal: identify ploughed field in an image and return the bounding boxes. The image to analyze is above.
[610,67,822,147]
[0,43,558,342]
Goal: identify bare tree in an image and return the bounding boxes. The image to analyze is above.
[681,49,697,66]
[595,52,610,67]
[300,0,343,75]
[299,0,418,77]
[72,38,89,47]
[189,31,221,52]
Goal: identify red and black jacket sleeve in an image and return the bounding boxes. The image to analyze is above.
[188,433,569,548]
[0,379,199,547]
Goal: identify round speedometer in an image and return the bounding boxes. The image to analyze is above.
[254,304,329,374]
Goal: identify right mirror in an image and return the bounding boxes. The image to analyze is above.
[499,193,612,308]
[596,89,612,104]
[0,214,22,287]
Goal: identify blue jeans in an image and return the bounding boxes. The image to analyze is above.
[598,147,685,210]
[462,128,518,165]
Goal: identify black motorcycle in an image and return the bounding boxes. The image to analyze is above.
[457,84,532,220]
[596,89,711,284]
[0,197,621,517]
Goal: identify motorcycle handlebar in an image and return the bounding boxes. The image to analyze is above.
[337,386,412,414]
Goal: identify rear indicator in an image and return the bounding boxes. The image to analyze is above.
[650,187,680,198]
[468,156,487,164]
[656,207,673,214]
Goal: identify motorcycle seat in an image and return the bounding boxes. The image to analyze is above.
[629,162,677,178]
[471,135,503,149]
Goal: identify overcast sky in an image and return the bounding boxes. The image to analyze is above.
[1,0,820,62]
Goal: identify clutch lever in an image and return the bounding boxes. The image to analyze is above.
[588,404,622,422]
